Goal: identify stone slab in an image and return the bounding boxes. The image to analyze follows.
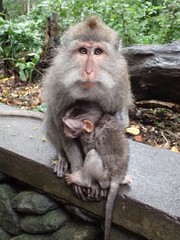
[0,105,180,240]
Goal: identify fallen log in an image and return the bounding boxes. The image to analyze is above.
[135,100,180,112]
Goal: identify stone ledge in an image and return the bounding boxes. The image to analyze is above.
[0,105,180,240]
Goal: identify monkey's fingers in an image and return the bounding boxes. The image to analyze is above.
[73,185,87,201]
[54,158,68,177]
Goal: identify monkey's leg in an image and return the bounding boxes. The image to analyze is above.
[83,149,108,201]
[65,149,102,187]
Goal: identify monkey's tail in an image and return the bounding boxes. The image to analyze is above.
[104,180,120,240]
[0,110,44,119]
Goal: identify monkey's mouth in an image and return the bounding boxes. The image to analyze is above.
[81,81,96,89]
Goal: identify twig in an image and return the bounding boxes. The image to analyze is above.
[160,130,170,146]
[136,100,180,112]
[164,130,180,140]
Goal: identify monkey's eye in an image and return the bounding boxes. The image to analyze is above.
[79,47,87,54]
[94,48,103,55]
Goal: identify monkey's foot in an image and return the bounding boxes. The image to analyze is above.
[54,155,69,177]
[65,173,73,185]
[65,171,83,186]
[121,175,132,185]
[65,172,88,201]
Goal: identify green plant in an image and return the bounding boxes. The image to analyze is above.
[15,52,41,81]
[0,16,43,81]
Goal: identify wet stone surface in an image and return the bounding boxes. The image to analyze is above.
[0,179,143,240]
[0,105,180,240]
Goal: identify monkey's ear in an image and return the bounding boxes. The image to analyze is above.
[83,120,94,133]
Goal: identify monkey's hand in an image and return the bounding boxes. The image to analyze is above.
[73,185,87,201]
[54,154,69,177]
[87,184,107,201]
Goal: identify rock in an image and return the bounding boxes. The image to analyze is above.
[0,172,9,182]
[0,226,12,240]
[20,208,70,234]
[122,41,180,103]
[51,221,101,240]
[12,191,58,215]
[64,204,98,223]
[0,184,21,235]
[11,233,51,240]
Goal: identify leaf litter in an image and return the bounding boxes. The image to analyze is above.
[0,76,179,152]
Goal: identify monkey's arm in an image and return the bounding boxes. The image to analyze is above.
[62,137,84,173]
[65,143,86,201]
[45,114,87,199]
[58,137,87,200]
[45,108,84,173]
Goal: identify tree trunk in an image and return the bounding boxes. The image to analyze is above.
[0,0,6,19]
[33,13,60,81]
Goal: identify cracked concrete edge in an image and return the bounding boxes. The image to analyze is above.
[0,146,180,240]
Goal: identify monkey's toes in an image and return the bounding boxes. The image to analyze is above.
[65,174,73,185]
[86,185,103,201]
[122,175,132,185]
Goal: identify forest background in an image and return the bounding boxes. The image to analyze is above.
[0,0,179,81]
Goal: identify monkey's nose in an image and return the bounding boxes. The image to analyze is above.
[85,56,94,74]
[83,71,96,81]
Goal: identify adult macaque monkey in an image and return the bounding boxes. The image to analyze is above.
[43,16,133,199]
[62,103,130,240]
[0,16,132,201]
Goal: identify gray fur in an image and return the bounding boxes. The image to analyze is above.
[63,105,129,240]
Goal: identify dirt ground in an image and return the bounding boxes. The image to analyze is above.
[0,76,179,152]
[128,107,179,151]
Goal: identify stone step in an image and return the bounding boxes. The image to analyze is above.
[0,105,179,240]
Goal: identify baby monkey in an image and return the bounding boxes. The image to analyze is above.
[63,102,131,240]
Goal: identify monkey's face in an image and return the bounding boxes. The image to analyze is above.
[63,41,117,91]
[74,41,109,88]
[62,117,84,138]
[63,125,83,138]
